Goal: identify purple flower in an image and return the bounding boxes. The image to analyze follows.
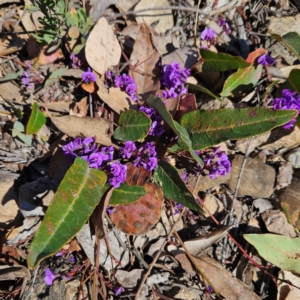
[120,141,137,159]
[257,54,275,66]
[133,142,158,171]
[215,16,231,35]
[69,255,75,263]
[108,161,127,188]
[88,152,105,168]
[106,205,114,214]
[62,138,83,156]
[70,54,82,69]
[196,147,231,180]
[271,89,300,129]
[25,60,32,69]
[44,268,58,285]
[174,202,184,214]
[82,68,96,83]
[201,28,216,41]
[114,73,137,101]
[114,286,125,296]
[140,106,164,136]
[161,62,190,99]
[56,251,63,257]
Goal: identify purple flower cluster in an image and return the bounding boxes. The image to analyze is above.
[201,28,216,41]
[62,137,127,188]
[114,73,137,101]
[70,54,82,69]
[215,16,231,35]
[196,147,231,180]
[160,62,190,99]
[21,61,45,90]
[119,141,158,171]
[45,268,58,285]
[82,68,96,83]
[257,54,275,66]
[271,89,300,129]
[140,106,164,136]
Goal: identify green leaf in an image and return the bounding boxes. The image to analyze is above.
[113,110,151,142]
[278,69,300,95]
[43,33,55,44]
[44,67,65,87]
[271,32,300,61]
[180,108,298,150]
[220,64,262,97]
[188,83,221,102]
[27,157,108,269]
[154,160,202,212]
[46,41,61,54]
[0,69,23,82]
[12,121,32,145]
[201,49,250,72]
[147,95,204,167]
[244,234,300,274]
[72,43,85,54]
[109,184,146,205]
[26,102,46,135]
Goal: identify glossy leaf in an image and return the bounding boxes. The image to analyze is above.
[27,158,108,269]
[188,83,221,102]
[109,184,146,205]
[279,69,300,95]
[26,102,46,134]
[147,95,204,167]
[271,32,300,60]
[113,110,151,141]
[201,49,250,72]
[180,108,298,150]
[154,160,202,212]
[12,121,32,145]
[220,64,262,97]
[244,234,300,274]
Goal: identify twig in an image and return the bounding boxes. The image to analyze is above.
[228,136,254,225]
[193,0,201,47]
[134,208,186,300]
[105,1,241,22]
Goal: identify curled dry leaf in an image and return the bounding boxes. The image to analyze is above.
[70,97,87,117]
[183,226,232,256]
[130,23,161,102]
[85,17,121,75]
[0,265,31,281]
[96,75,138,114]
[50,115,112,146]
[110,182,164,236]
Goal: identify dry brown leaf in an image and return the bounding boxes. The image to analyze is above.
[194,254,261,300]
[70,97,87,117]
[81,82,95,94]
[0,265,30,281]
[85,17,121,75]
[50,115,112,146]
[134,0,173,34]
[41,101,70,113]
[97,75,137,114]
[183,226,232,256]
[130,23,160,102]
[90,188,112,239]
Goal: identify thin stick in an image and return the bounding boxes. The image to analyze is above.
[134,208,186,300]
[193,0,202,47]
[228,136,254,224]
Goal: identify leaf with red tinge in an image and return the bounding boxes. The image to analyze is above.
[220,64,262,97]
[179,108,298,150]
[26,102,46,134]
[246,48,266,63]
[27,157,108,269]
[110,183,164,236]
